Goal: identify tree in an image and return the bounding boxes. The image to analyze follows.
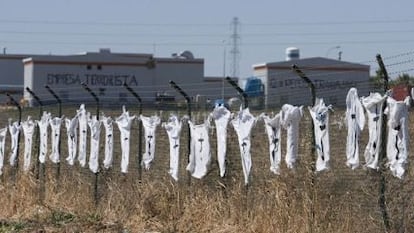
[369,68,384,89]
[370,70,414,89]
[389,73,414,87]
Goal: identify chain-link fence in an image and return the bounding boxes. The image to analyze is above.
[0,55,413,232]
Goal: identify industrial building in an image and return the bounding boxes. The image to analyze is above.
[0,54,33,104]
[250,48,372,108]
[23,49,228,107]
[0,48,372,109]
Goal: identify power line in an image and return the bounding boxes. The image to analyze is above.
[1,29,414,38]
[0,19,227,27]
[244,18,414,26]
[382,51,414,60]
[0,18,413,27]
[384,58,414,67]
[2,39,414,46]
[388,68,414,75]
[0,30,227,38]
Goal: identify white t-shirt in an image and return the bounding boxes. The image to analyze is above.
[36,111,51,164]
[260,112,282,174]
[211,105,231,177]
[88,115,101,173]
[385,96,410,178]
[187,120,211,179]
[0,127,7,175]
[361,92,386,170]
[116,107,136,173]
[8,120,21,166]
[345,88,365,169]
[101,115,114,170]
[309,98,331,172]
[49,117,63,164]
[411,87,414,102]
[77,104,88,167]
[140,114,161,170]
[65,116,78,166]
[163,114,182,181]
[22,117,35,172]
[231,108,256,185]
[280,104,303,169]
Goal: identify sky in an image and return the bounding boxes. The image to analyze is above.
[1,0,414,78]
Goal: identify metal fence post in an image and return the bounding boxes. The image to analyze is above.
[45,85,62,117]
[45,85,62,185]
[123,83,143,180]
[6,93,22,126]
[81,83,100,119]
[292,64,316,233]
[291,65,316,106]
[6,93,22,183]
[376,54,391,233]
[169,80,192,186]
[25,87,46,202]
[223,76,252,217]
[25,87,44,179]
[26,87,43,119]
[224,77,250,183]
[81,83,100,206]
[225,76,248,109]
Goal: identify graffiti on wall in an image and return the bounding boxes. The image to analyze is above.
[269,78,357,90]
[46,73,138,86]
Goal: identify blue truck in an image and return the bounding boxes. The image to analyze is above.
[213,77,264,109]
[244,77,264,98]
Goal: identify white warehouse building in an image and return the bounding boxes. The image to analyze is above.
[23,49,227,107]
[0,54,33,104]
[252,49,372,108]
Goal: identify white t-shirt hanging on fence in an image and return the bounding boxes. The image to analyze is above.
[101,115,114,170]
[8,120,21,166]
[187,120,211,179]
[163,114,182,181]
[77,104,88,167]
[309,98,331,172]
[116,106,136,173]
[0,127,7,175]
[280,104,303,169]
[231,107,256,185]
[140,114,161,170]
[65,116,78,166]
[22,116,35,172]
[345,88,366,169]
[411,87,414,101]
[36,111,51,164]
[49,116,63,164]
[361,92,386,170]
[88,115,101,174]
[211,105,231,177]
[385,96,410,178]
[260,113,282,175]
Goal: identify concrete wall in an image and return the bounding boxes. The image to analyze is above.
[253,58,372,108]
[22,53,229,107]
[264,69,371,107]
[0,55,27,104]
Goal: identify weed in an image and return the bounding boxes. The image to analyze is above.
[50,210,75,227]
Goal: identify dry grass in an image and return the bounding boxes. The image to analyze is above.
[0,105,413,232]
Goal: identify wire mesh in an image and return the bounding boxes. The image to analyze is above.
[0,56,413,231]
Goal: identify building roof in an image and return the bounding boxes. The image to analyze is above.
[22,50,203,66]
[253,57,369,72]
[0,54,36,60]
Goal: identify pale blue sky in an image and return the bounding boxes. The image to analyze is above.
[1,0,413,78]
